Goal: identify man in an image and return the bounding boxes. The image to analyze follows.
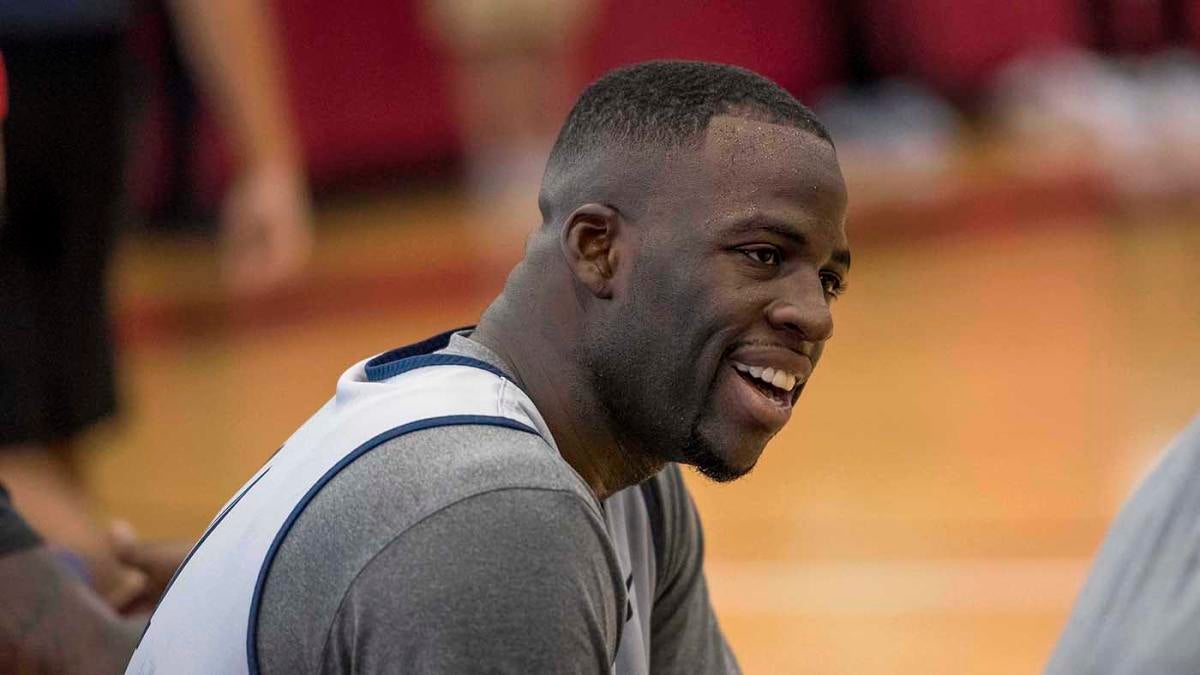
[130,60,851,673]
[1044,415,1200,674]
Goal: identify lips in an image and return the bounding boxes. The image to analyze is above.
[726,345,812,393]
[718,361,791,431]
[706,341,816,436]
[719,356,810,434]
[730,361,803,396]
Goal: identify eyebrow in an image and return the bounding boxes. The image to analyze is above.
[831,248,852,272]
[728,216,805,244]
[728,216,852,271]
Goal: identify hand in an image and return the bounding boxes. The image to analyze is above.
[108,521,193,616]
[219,161,313,295]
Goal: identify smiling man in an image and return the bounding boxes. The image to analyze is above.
[130,60,849,674]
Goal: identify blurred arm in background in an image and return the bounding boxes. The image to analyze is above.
[0,486,190,674]
[108,520,193,617]
[0,547,139,675]
[0,484,137,675]
[168,0,313,294]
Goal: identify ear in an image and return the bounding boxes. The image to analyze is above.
[561,203,621,299]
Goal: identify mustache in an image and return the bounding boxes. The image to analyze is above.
[726,338,815,359]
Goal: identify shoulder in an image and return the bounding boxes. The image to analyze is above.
[256,422,606,671]
[346,486,620,596]
[351,487,621,598]
[290,421,599,556]
[337,420,598,514]
[324,488,626,673]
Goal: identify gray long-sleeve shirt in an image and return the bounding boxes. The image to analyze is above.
[1045,415,1200,675]
[255,334,740,674]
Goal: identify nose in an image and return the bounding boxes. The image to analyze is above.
[764,274,834,342]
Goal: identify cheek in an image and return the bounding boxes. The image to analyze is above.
[625,255,744,388]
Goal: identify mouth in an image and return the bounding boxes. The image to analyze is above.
[730,361,804,406]
[720,359,807,432]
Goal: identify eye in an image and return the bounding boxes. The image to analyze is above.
[820,271,846,299]
[739,246,781,267]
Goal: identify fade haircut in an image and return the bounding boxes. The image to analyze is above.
[536,60,832,225]
[545,60,831,175]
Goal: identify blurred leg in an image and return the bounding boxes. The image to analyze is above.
[428,0,595,278]
[0,34,132,601]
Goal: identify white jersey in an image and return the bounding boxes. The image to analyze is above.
[126,340,650,673]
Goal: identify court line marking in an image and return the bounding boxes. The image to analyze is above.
[704,557,1091,614]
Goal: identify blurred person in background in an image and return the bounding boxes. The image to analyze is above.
[812,0,1200,207]
[1,476,137,675]
[0,49,188,675]
[989,0,1200,197]
[811,0,1095,206]
[813,0,964,205]
[1045,415,1200,674]
[425,0,595,272]
[0,0,312,604]
[0,493,188,674]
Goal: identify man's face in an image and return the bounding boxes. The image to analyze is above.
[580,115,850,481]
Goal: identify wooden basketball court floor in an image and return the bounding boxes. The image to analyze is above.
[80,193,1198,673]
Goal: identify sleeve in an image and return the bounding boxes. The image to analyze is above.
[0,483,42,558]
[320,488,625,674]
[647,465,742,674]
[1044,416,1200,675]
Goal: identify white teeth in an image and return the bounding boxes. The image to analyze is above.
[731,361,799,393]
[771,370,788,389]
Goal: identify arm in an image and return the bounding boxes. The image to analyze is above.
[0,547,141,675]
[166,0,313,294]
[647,465,741,674]
[318,488,625,674]
[0,489,141,675]
[0,486,139,674]
[108,519,191,616]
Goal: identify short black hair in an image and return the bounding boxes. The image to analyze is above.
[546,60,831,173]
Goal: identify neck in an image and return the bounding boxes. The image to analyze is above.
[472,265,662,501]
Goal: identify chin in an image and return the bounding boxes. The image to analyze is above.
[681,433,764,483]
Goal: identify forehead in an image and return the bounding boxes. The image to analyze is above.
[648,115,848,248]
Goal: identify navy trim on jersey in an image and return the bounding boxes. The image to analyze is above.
[364,326,514,382]
[365,353,510,383]
[245,414,540,674]
[364,326,471,374]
